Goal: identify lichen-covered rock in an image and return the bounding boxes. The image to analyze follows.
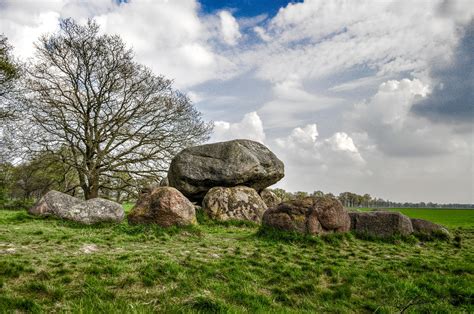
[260,189,282,208]
[64,198,124,225]
[262,196,350,235]
[28,190,82,217]
[128,187,196,227]
[411,218,450,237]
[349,211,413,237]
[28,191,124,225]
[202,186,267,223]
[168,140,284,201]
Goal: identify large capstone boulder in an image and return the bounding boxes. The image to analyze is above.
[349,211,413,237]
[260,189,282,208]
[411,218,450,238]
[262,196,350,235]
[64,198,125,225]
[202,186,267,223]
[128,187,196,227]
[28,190,83,217]
[168,139,284,201]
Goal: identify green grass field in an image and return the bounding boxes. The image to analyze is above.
[0,208,473,313]
[356,207,474,228]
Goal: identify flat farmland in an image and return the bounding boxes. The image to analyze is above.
[357,208,474,228]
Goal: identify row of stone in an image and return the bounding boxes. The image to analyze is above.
[128,185,276,226]
[29,188,448,239]
[28,138,448,239]
[263,197,449,238]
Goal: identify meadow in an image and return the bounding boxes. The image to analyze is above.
[357,207,474,228]
[0,207,472,313]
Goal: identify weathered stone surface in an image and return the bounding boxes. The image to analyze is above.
[262,196,350,235]
[260,189,282,208]
[28,190,82,217]
[128,187,196,227]
[411,218,450,237]
[349,211,413,237]
[160,177,169,187]
[29,191,124,225]
[314,197,351,232]
[64,198,124,225]
[202,186,267,223]
[168,140,284,201]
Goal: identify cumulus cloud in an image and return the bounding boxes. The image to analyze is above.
[253,26,271,42]
[346,78,467,156]
[412,22,474,126]
[273,124,365,170]
[218,10,241,45]
[211,112,265,143]
[0,0,236,88]
[270,123,368,195]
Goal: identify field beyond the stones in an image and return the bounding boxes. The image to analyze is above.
[358,207,474,228]
[0,208,473,313]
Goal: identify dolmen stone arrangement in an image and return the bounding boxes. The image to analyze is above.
[29,139,449,238]
[128,139,284,226]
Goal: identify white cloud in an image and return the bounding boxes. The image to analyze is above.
[253,26,271,41]
[0,0,237,88]
[211,112,265,143]
[218,10,241,46]
[270,123,368,195]
[345,78,467,157]
[2,0,472,203]
[257,77,344,130]
[273,76,317,101]
[242,0,473,83]
[326,132,359,154]
[274,123,365,167]
[97,0,236,87]
[338,77,473,202]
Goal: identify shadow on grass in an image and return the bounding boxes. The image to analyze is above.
[195,207,260,229]
[256,225,453,246]
[255,225,354,246]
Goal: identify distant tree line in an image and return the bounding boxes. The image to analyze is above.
[271,189,474,209]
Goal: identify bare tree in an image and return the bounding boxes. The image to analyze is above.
[0,35,21,120]
[22,19,212,199]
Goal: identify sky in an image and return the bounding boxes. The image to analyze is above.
[1,0,473,203]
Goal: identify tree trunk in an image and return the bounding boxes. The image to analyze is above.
[82,177,99,200]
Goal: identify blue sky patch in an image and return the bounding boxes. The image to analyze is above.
[199,0,303,17]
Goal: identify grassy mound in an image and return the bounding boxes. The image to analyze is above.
[0,210,472,312]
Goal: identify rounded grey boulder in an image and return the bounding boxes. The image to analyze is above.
[64,198,125,225]
[168,139,284,201]
[29,190,124,225]
[28,190,83,217]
